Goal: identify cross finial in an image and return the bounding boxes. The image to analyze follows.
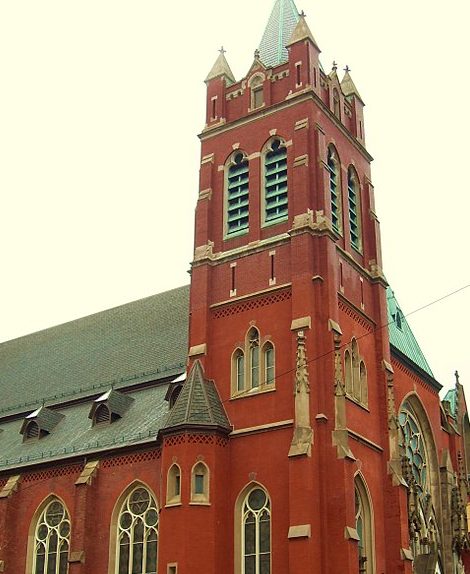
[219,46,226,55]
[299,10,306,18]
[344,65,351,73]
[332,60,338,71]
[455,370,460,385]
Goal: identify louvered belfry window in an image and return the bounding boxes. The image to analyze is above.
[327,147,341,232]
[33,499,70,574]
[348,167,361,250]
[117,487,158,574]
[264,139,288,223]
[227,152,249,235]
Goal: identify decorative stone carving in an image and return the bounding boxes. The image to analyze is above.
[193,241,215,263]
[288,331,313,457]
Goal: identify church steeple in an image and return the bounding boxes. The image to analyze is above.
[258,0,300,67]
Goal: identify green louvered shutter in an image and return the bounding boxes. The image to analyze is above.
[348,169,361,249]
[327,148,340,232]
[265,140,288,223]
[227,153,249,235]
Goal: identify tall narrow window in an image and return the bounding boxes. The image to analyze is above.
[242,488,271,574]
[263,343,275,385]
[333,89,341,118]
[348,167,361,251]
[327,146,341,232]
[344,339,367,406]
[191,462,210,503]
[116,486,158,574]
[250,75,264,110]
[33,499,70,574]
[264,139,288,224]
[227,152,249,236]
[248,328,260,389]
[232,349,245,394]
[354,476,374,574]
[167,464,182,505]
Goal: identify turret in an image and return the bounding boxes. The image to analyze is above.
[204,47,235,128]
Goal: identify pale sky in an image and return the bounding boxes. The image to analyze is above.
[1,0,469,395]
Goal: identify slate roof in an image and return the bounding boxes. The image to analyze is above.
[386,287,434,378]
[164,361,231,432]
[0,285,189,417]
[258,0,300,68]
[0,385,169,471]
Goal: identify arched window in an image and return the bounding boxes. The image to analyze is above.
[33,498,70,574]
[168,385,182,409]
[248,328,260,389]
[25,420,40,440]
[354,476,375,574]
[227,151,249,236]
[250,75,264,110]
[167,464,181,505]
[263,342,275,385]
[347,167,361,251]
[327,146,341,232]
[94,403,111,425]
[264,139,288,225]
[191,462,210,503]
[116,486,158,574]
[232,349,245,393]
[333,88,341,119]
[344,339,367,406]
[241,487,271,574]
[399,399,441,565]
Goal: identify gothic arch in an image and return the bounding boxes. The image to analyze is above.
[354,472,376,574]
[234,481,272,574]
[26,494,71,574]
[108,480,159,574]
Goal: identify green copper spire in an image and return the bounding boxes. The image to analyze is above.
[258,0,300,68]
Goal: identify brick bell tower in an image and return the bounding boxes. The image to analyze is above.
[181,0,392,572]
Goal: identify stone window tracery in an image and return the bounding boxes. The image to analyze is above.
[242,487,271,574]
[33,498,70,574]
[344,338,367,406]
[231,328,275,397]
[116,486,158,574]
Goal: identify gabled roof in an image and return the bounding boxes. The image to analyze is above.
[0,285,189,417]
[20,406,64,435]
[89,389,134,420]
[386,287,434,378]
[258,0,300,68]
[164,360,231,432]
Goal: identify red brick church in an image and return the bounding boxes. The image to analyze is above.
[1,1,469,573]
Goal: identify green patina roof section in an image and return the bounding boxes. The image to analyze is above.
[387,287,434,377]
[0,285,190,416]
[258,0,300,68]
[443,388,457,417]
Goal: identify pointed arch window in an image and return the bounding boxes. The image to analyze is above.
[264,139,288,225]
[191,462,210,504]
[248,328,260,389]
[33,499,70,574]
[347,167,362,251]
[327,146,341,232]
[227,151,250,236]
[354,476,375,574]
[116,486,158,574]
[242,487,271,574]
[166,464,181,505]
[344,338,367,406]
[232,328,275,397]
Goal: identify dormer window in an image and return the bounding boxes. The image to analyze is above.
[20,406,64,442]
[165,372,186,409]
[89,389,133,427]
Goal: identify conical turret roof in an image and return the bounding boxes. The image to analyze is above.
[205,48,236,86]
[287,11,319,49]
[341,70,364,103]
[258,0,300,68]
